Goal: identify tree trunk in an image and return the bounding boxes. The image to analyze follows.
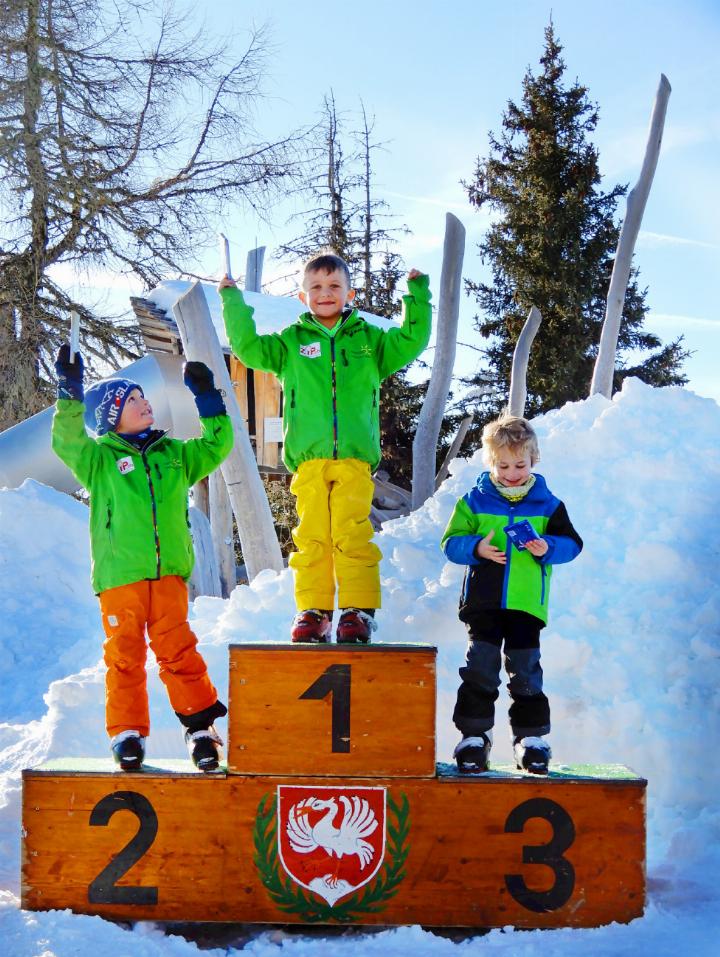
[590,74,672,398]
[188,506,222,600]
[172,281,284,580]
[209,469,235,598]
[508,306,542,416]
[435,414,473,489]
[411,212,466,509]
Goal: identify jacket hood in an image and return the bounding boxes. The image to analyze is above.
[476,470,550,503]
[296,308,363,333]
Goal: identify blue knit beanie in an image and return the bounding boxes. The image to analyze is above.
[84,378,144,436]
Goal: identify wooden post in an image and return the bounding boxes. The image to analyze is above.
[435,413,473,489]
[245,246,266,293]
[254,371,282,468]
[192,477,209,518]
[209,470,235,598]
[508,306,542,417]
[229,356,249,431]
[412,213,465,510]
[172,281,284,580]
[590,74,672,398]
[188,506,222,599]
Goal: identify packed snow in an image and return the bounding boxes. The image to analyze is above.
[1,378,719,954]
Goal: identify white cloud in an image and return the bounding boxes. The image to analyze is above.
[638,231,720,251]
[647,311,719,329]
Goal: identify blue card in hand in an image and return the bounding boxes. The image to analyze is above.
[504,519,539,551]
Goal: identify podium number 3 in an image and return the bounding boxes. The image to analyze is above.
[300,664,351,752]
[504,797,576,912]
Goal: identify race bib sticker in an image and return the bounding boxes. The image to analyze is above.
[300,342,322,359]
[117,456,135,475]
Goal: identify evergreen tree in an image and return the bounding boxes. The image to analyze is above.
[463,24,688,418]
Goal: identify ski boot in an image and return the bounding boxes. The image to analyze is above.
[111,730,145,772]
[291,609,332,643]
[453,732,492,773]
[513,735,551,775]
[185,725,224,772]
[336,608,377,644]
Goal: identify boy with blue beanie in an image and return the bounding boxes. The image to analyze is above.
[51,345,234,772]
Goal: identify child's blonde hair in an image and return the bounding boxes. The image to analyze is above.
[482,414,539,466]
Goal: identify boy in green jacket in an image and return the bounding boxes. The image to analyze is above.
[220,252,432,643]
[52,346,234,772]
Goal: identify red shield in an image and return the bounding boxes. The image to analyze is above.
[277,785,386,906]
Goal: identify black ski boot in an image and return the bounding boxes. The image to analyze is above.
[185,726,223,772]
[111,730,145,771]
[513,735,551,775]
[453,732,492,773]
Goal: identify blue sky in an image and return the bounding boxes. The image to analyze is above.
[59,1,719,402]
[202,0,719,401]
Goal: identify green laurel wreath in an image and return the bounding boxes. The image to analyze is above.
[253,790,410,923]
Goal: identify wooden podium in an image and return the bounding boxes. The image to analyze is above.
[22,643,646,928]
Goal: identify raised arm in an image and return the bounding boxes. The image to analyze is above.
[180,361,234,485]
[219,280,287,375]
[50,345,99,488]
[377,270,432,380]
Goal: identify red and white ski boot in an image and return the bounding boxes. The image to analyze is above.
[290,609,332,643]
[336,608,377,644]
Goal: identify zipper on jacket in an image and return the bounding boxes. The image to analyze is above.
[371,388,378,440]
[330,338,339,458]
[501,507,515,609]
[341,348,349,367]
[141,452,162,579]
[540,564,547,605]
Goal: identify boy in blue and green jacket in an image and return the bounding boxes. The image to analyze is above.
[441,414,582,775]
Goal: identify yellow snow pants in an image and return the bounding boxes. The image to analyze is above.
[289,458,381,611]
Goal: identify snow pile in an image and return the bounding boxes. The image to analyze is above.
[1,378,719,954]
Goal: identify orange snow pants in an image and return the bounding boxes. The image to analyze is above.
[98,575,219,737]
[289,458,382,611]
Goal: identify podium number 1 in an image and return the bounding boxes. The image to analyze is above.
[300,664,351,752]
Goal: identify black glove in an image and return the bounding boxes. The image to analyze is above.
[183,360,226,418]
[183,361,215,396]
[55,343,84,401]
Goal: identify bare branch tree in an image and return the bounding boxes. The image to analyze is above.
[0,0,303,428]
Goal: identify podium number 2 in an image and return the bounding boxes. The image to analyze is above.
[300,664,351,752]
[88,791,159,905]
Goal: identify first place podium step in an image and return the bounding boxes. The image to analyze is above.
[227,643,437,777]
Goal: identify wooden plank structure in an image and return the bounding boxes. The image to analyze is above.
[21,643,647,929]
[130,295,284,470]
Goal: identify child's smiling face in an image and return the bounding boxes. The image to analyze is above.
[491,448,532,487]
[299,267,355,326]
[117,388,154,434]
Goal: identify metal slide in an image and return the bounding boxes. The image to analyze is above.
[0,353,199,493]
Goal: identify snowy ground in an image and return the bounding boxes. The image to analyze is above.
[1,378,719,954]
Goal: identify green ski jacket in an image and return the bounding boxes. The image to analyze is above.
[221,274,432,472]
[51,400,233,594]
